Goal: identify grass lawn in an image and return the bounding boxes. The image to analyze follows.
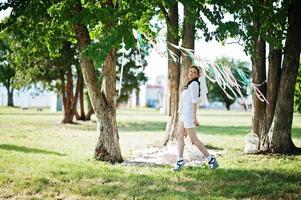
[0,107,300,199]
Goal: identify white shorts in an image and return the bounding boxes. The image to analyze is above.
[179,116,195,128]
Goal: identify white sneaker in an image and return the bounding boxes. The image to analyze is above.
[208,157,219,169]
[173,159,185,171]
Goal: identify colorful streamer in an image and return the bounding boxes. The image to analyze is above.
[132,29,269,106]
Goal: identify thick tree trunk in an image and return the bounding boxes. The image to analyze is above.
[161,2,181,144]
[73,1,122,162]
[56,42,81,123]
[166,5,180,117]
[268,1,301,153]
[179,6,196,91]
[95,49,122,161]
[251,18,267,140]
[7,86,14,107]
[61,66,75,123]
[260,48,282,151]
[164,5,197,145]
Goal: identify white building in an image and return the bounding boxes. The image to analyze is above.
[144,84,164,108]
[0,86,61,111]
[124,83,165,109]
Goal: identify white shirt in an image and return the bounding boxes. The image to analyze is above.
[179,81,199,121]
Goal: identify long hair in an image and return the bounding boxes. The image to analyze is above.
[184,65,201,97]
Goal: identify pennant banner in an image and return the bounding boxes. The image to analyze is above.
[132,29,269,107]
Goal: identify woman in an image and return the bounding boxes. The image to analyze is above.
[174,65,219,171]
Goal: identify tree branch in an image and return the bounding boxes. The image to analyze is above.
[225,36,244,46]
[158,3,171,25]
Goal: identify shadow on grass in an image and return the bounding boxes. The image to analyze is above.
[117,122,252,135]
[292,128,301,138]
[69,121,167,132]
[0,144,66,156]
[118,121,166,132]
[44,162,301,199]
[204,144,224,150]
[66,120,301,138]
[202,113,252,117]
[199,126,301,138]
[118,122,252,136]
[198,125,250,136]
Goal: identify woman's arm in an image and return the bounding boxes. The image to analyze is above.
[192,103,199,126]
[189,82,200,126]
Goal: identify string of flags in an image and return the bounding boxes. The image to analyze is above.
[131,29,269,107]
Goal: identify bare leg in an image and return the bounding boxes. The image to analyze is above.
[177,121,186,160]
[186,128,209,157]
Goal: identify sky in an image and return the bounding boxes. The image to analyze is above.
[145,38,250,84]
[145,3,251,84]
[0,0,11,17]
[0,2,250,85]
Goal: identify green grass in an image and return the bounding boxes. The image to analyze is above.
[0,107,301,199]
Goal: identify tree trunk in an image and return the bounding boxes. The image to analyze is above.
[79,75,85,116]
[95,48,123,161]
[251,17,267,139]
[225,102,231,110]
[77,69,86,120]
[85,90,94,120]
[85,106,94,120]
[73,1,122,162]
[70,68,81,121]
[60,70,67,113]
[61,66,75,123]
[164,4,198,145]
[161,2,181,145]
[179,6,196,92]
[295,66,301,113]
[166,4,180,117]
[267,1,301,153]
[164,5,198,145]
[7,86,14,107]
[260,48,281,151]
[75,110,81,120]
[135,88,140,106]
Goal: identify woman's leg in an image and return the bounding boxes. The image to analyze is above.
[185,127,219,169]
[177,121,186,160]
[173,121,186,171]
[185,128,209,157]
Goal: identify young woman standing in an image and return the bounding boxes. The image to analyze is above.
[174,65,219,171]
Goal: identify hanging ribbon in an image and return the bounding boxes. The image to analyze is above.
[118,38,126,97]
[132,29,269,105]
